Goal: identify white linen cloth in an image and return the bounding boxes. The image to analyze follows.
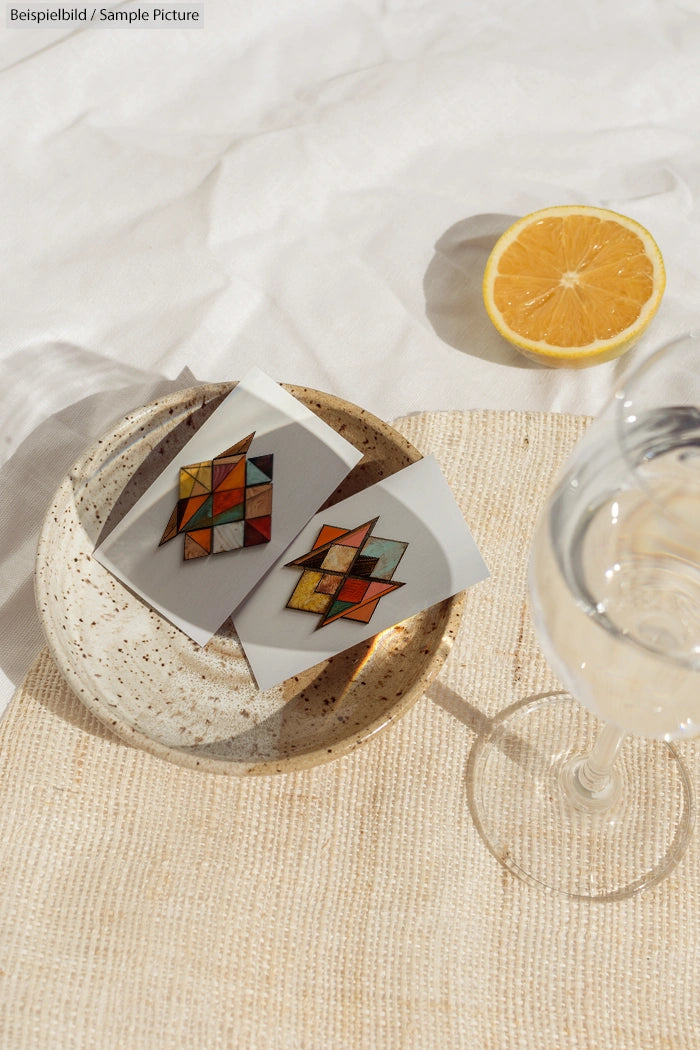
[2,0,700,714]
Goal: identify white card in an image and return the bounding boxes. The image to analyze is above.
[93,368,363,644]
[234,455,489,690]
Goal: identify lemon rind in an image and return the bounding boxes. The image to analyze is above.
[482,205,666,364]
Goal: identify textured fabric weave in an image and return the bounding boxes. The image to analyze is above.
[1,410,699,1049]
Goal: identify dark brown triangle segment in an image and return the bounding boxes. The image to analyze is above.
[249,453,273,480]
[244,515,271,546]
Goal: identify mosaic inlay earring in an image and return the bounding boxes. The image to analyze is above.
[285,518,406,627]
[159,433,273,560]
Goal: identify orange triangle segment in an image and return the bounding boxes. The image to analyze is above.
[343,598,380,623]
[179,493,208,530]
[215,458,246,491]
[188,527,212,553]
[184,532,209,560]
[313,524,351,549]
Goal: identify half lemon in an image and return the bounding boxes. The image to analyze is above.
[482,205,666,367]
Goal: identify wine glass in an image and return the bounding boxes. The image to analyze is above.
[469,334,700,900]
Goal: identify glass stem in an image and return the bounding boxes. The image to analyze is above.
[576,723,626,795]
[562,722,626,812]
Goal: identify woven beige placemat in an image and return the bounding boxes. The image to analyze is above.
[1,410,699,1050]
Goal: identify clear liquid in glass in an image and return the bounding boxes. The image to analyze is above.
[529,407,700,740]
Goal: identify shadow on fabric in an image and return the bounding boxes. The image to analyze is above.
[0,348,196,697]
[423,212,534,368]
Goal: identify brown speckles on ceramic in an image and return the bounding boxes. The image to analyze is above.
[35,384,463,774]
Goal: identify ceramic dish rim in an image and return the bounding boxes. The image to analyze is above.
[35,383,464,775]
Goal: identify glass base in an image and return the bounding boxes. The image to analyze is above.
[467,693,695,901]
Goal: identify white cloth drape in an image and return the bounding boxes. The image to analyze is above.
[2,0,700,713]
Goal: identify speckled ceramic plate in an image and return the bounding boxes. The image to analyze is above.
[36,384,463,775]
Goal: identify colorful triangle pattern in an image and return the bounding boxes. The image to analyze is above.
[159,432,273,560]
[285,518,407,628]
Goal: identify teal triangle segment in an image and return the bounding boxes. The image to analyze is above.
[325,599,354,620]
[360,537,408,580]
[250,454,273,480]
[183,494,214,531]
[246,461,271,486]
[212,503,245,526]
